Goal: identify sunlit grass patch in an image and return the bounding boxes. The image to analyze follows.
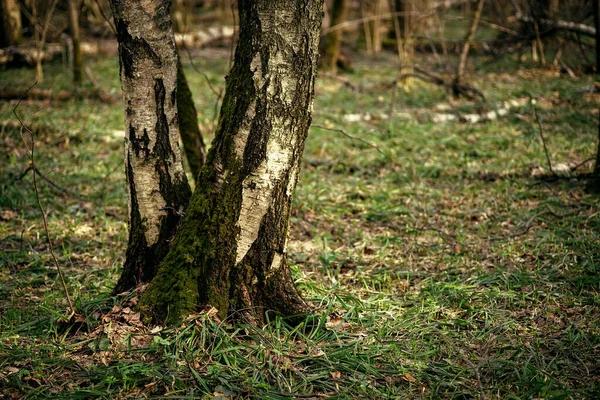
[1,50,599,398]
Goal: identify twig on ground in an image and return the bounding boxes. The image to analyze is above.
[12,81,75,317]
[400,65,486,101]
[319,72,359,92]
[531,100,555,176]
[570,157,595,172]
[488,210,552,242]
[312,124,393,162]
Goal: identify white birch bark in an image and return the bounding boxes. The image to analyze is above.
[111,0,191,292]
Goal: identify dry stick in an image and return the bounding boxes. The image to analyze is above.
[180,45,224,123]
[33,0,60,82]
[13,83,75,317]
[176,18,225,125]
[571,157,595,172]
[93,0,116,34]
[532,101,555,176]
[12,164,80,197]
[456,0,485,84]
[312,124,393,162]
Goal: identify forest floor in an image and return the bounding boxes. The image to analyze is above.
[1,48,599,399]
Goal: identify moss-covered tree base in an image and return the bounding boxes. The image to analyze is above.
[139,0,322,326]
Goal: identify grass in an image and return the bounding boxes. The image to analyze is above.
[1,47,599,399]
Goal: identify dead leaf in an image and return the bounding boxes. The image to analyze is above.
[5,366,19,374]
[1,209,18,220]
[403,372,417,383]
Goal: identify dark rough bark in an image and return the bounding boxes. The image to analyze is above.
[177,56,206,179]
[0,0,22,48]
[140,0,323,326]
[111,0,192,294]
[321,0,348,72]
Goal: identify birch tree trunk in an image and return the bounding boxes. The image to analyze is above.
[140,0,323,326]
[110,0,191,293]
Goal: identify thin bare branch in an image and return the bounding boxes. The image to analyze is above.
[12,81,75,317]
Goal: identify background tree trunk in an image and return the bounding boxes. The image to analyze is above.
[0,0,23,48]
[140,0,323,326]
[321,0,348,73]
[110,0,191,293]
[67,0,83,83]
[177,56,206,180]
[456,0,485,84]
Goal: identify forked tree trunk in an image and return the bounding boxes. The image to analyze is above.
[455,0,484,84]
[140,0,323,326]
[177,56,206,180]
[0,0,22,48]
[110,0,192,293]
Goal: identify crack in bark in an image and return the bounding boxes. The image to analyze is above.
[153,78,176,163]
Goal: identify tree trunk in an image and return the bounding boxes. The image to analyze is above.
[67,0,83,83]
[140,0,323,326]
[177,56,206,180]
[110,0,192,294]
[321,0,348,73]
[0,0,23,48]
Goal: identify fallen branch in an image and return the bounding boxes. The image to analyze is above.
[312,124,393,162]
[318,72,360,92]
[0,87,115,103]
[400,65,486,101]
[514,13,595,37]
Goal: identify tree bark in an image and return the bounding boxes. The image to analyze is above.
[177,56,206,180]
[0,0,22,48]
[140,0,323,326]
[110,0,192,294]
[321,0,348,73]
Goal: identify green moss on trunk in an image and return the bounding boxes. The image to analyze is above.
[140,0,323,326]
